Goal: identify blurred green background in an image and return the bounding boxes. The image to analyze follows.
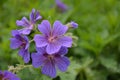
[0,0,120,80]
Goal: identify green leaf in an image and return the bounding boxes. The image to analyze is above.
[99,56,119,73]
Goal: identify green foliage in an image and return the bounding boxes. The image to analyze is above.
[0,0,120,80]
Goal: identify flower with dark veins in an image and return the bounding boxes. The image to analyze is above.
[16,8,42,35]
[0,70,20,80]
[32,47,70,78]
[34,20,72,54]
[10,30,30,63]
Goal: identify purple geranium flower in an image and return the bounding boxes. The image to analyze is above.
[0,70,20,80]
[32,47,70,78]
[10,30,30,63]
[55,0,68,12]
[34,20,72,54]
[16,8,42,35]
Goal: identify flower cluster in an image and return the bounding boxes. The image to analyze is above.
[10,8,78,78]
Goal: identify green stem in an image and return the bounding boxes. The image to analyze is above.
[8,64,32,73]
[29,39,34,43]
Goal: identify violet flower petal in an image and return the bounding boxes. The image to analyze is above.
[30,9,42,23]
[32,53,46,68]
[18,49,30,63]
[11,30,19,37]
[55,56,70,72]
[34,34,48,47]
[57,47,68,55]
[10,38,22,49]
[23,36,29,49]
[42,60,56,78]
[58,36,72,47]
[46,42,61,54]
[35,11,42,21]
[18,29,31,35]
[30,9,35,23]
[16,17,30,27]
[53,20,68,36]
[36,47,46,54]
[38,20,51,36]
[3,71,20,80]
[0,70,2,74]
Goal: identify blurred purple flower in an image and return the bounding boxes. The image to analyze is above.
[16,8,42,35]
[10,30,30,63]
[0,70,20,80]
[70,21,78,28]
[55,0,68,12]
[34,20,72,54]
[32,47,70,78]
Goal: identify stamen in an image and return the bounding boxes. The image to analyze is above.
[48,55,54,60]
[48,36,58,43]
[20,41,26,49]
